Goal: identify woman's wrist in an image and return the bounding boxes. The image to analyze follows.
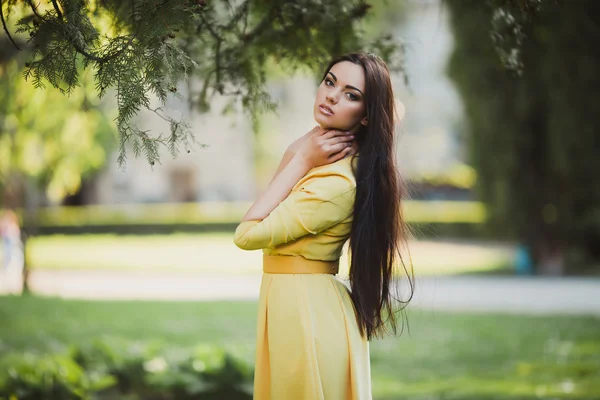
[287,128,319,155]
[291,151,314,171]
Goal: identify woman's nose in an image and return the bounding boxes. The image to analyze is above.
[326,92,338,104]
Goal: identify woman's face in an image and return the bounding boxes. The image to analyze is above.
[313,61,367,131]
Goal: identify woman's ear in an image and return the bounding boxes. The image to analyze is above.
[360,116,368,126]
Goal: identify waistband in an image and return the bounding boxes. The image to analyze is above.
[263,254,339,275]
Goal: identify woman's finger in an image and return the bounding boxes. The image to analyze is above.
[321,129,336,139]
[322,129,347,139]
[324,130,354,141]
[326,135,354,145]
[328,142,353,155]
[329,146,352,162]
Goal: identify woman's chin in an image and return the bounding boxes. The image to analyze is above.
[314,113,329,127]
[314,114,342,130]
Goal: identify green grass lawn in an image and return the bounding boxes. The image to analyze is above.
[0,295,598,399]
[6,233,516,276]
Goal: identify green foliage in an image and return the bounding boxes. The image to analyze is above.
[1,0,407,167]
[486,0,558,75]
[0,352,115,399]
[0,54,115,203]
[21,199,486,228]
[0,0,563,170]
[446,0,600,271]
[0,340,253,399]
[1,296,600,399]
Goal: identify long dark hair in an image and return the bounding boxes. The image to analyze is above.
[320,52,415,341]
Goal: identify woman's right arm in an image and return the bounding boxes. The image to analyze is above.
[234,130,355,250]
[233,170,355,250]
[268,150,295,186]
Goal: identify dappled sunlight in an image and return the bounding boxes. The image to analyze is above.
[0,0,597,397]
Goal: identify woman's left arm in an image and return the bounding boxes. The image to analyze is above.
[241,155,312,222]
[241,129,354,222]
[267,150,295,186]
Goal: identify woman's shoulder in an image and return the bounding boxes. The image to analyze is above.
[295,156,357,197]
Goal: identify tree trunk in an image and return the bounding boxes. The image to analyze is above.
[21,177,40,294]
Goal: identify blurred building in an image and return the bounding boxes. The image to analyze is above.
[92,93,257,204]
[394,0,465,176]
[87,0,464,205]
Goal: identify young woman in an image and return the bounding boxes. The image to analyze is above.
[234,52,414,400]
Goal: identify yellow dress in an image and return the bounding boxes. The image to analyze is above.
[233,155,371,400]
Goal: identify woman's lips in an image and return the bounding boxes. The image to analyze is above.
[319,104,334,116]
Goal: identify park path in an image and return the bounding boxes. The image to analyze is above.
[3,269,599,316]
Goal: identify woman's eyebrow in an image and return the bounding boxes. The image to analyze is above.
[346,85,364,97]
[327,71,364,97]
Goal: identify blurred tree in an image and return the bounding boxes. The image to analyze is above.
[1,0,539,168]
[0,50,116,289]
[446,0,600,274]
[0,0,405,167]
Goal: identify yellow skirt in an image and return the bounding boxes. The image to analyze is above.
[254,255,372,400]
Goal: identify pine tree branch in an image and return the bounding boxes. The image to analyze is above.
[241,4,278,44]
[199,12,223,93]
[7,0,403,168]
[50,0,63,20]
[199,12,221,41]
[149,106,171,123]
[1,0,22,50]
[26,0,135,64]
[26,0,48,22]
[97,35,136,63]
[222,0,249,34]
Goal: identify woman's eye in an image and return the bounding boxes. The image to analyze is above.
[346,93,358,101]
[325,79,334,87]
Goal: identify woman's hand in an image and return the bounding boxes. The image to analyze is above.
[294,128,355,169]
[286,126,322,155]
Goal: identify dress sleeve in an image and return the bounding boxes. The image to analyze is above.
[233,171,355,250]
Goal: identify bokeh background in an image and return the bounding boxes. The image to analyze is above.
[1,0,599,399]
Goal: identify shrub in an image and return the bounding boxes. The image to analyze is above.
[0,340,253,400]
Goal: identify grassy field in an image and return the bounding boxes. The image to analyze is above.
[0,295,599,399]
[7,233,517,277]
